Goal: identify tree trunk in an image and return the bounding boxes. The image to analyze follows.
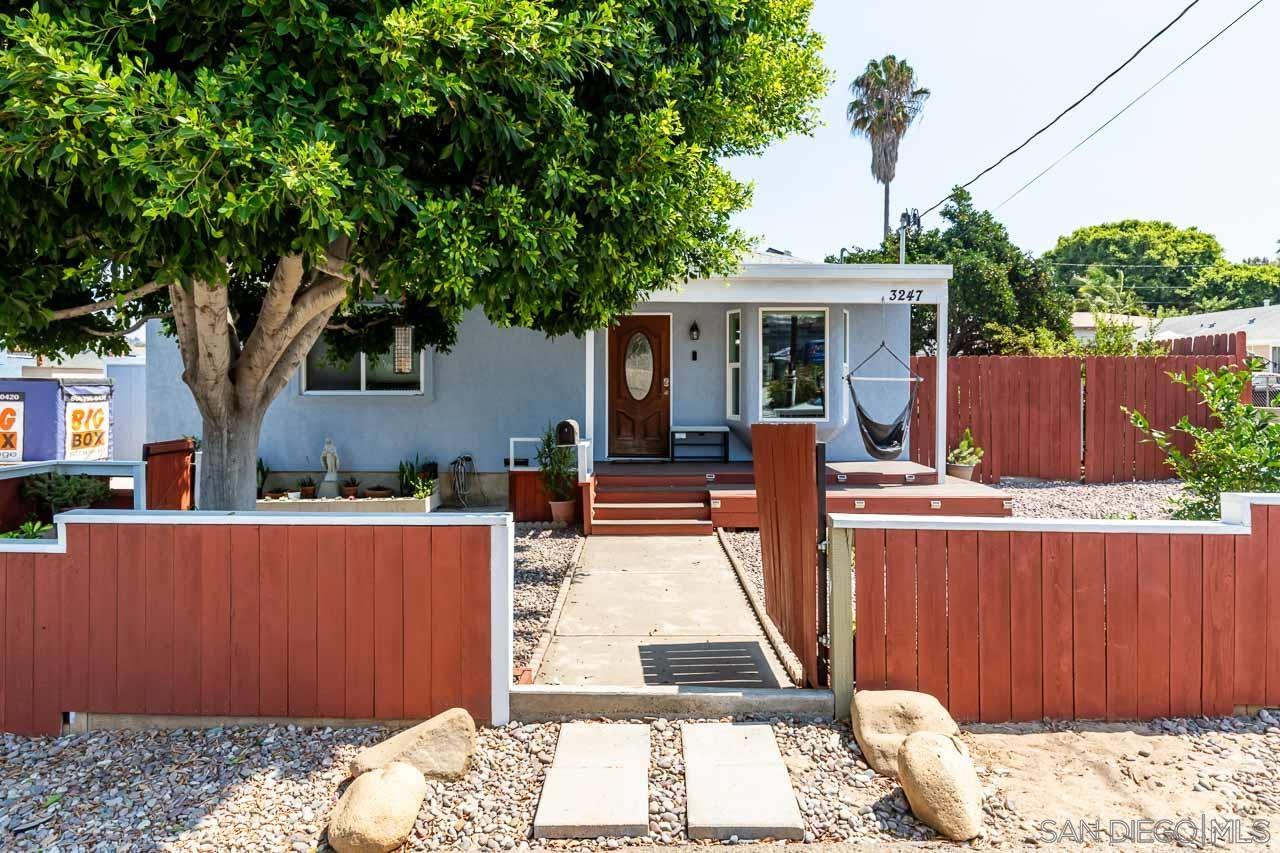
[883,181,892,240]
[199,408,265,511]
[169,247,352,511]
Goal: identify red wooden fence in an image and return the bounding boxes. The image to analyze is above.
[144,439,197,510]
[1082,355,1236,483]
[911,338,1249,484]
[752,423,820,687]
[909,356,1080,483]
[846,497,1280,722]
[0,515,507,736]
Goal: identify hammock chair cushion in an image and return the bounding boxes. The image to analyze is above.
[847,376,919,461]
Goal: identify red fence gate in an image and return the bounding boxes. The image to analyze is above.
[831,495,1280,722]
[751,423,820,687]
[143,438,197,510]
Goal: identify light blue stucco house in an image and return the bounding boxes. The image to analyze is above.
[146,253,953,504]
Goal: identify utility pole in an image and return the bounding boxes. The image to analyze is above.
[898,208,920,264]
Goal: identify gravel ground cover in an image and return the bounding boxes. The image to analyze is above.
[513,526,582,676]
[996,478,1183,520]
[720,529,763,601]
[3,713,1278,850]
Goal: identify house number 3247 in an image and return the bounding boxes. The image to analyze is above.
[887,289,924,302]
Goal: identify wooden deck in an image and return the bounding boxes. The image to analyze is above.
[586,461,1011,534]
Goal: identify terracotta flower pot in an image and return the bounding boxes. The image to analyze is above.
[946,463,977,481]
[265,490,287,500]
[300,486,317,499]
[366,487,393,499]
[549,498,577,524]
[341,486,360,499]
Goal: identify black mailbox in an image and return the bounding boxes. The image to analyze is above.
[556,419,580,447]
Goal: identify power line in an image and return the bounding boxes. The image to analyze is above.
[997,0,1267,210]
[920,0,1204,217]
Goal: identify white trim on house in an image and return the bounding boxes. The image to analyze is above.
[654,264,951,304]
[489,520,513,725]
[52,509,514,526]
[758,306,830,423]
[603,313,674,459]
[299,348,431,396]
[830,493,1280,536]
[725,309,741,422]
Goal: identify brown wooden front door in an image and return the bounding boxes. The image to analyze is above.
[609,315,670,457]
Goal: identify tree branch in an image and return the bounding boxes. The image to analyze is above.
[77,312,169,338]
[256,310,334,408]
[48,281,166,321]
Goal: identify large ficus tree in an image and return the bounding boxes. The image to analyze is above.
[0,0,826,509]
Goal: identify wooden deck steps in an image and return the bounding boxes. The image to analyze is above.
[592,475,714,535]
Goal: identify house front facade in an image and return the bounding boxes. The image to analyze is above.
[145,254,952,500]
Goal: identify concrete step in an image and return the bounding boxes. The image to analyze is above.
[589,518,715,536]
[593,502,711,521]
[682,722,806,841]
[511,685,833,721]
[532,723,650,839]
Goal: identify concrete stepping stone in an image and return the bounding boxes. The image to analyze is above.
[533,723,650,839]
[682,722,806,841]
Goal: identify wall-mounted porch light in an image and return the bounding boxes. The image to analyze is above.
[392,325,414,374]
[689,321,701,341]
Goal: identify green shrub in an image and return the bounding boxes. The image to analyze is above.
[2,520,54,539]
[21,473,111,516]
[1129,365,1280,520]
[536,423,577,502]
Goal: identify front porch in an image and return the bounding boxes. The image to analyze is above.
[509,459,1012,534]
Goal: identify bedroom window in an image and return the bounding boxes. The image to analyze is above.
[760,308,827,421]
[301,334,427,395]
[726,310,741,420]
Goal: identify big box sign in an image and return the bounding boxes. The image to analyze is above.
[0,391,23,463]
[65,394,110,460]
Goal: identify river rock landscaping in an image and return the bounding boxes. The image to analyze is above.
[4,711,1279,850]
[512,526,582,678]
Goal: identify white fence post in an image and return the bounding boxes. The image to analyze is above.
[828,523,854,719]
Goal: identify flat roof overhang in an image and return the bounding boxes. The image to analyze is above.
[648,263,953,304]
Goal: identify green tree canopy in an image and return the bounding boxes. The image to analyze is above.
[830,188,1070,354]
[1045,220,1280,313]
[0,0,827,508]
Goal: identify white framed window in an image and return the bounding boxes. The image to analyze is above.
[726,310,742,420]
[759,307,828,421]
[301,334,429,395]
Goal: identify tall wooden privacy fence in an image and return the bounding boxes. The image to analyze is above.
[751,423,820,688]
[909,334,1248,484]
[0,512,512,736]
[829,494,1280,723]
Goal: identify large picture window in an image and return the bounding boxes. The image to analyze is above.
[760,308,827,420]
[726,310,741,420]
[301,334,427,395]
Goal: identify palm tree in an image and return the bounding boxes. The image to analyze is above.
[847,56,930,239]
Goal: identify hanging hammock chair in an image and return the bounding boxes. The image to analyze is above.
[845,305,923,460]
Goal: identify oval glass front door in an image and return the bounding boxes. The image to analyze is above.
[624,332,655,400]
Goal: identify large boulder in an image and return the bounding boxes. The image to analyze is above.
[897,732,984,841]
[328,762,427,853]
[350,707,476,780]
[849,690,958,778]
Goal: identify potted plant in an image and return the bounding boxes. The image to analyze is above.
[298,476,317,499]
[536,422,577,524]
[264,486,287,500]
[256,459,271,498]
[286,488,303,500]
[365,484,393,499]
[946,428,985,481]
[341,476,361,499]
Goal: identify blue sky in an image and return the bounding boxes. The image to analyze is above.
[726,0,1279,262]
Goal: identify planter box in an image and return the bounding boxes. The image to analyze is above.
[255,495,442,514]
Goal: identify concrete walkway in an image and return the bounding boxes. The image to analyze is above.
[535,536,791,688]
[533,723,650,839]
[683,723,806,840]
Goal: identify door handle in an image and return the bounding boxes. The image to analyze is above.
[662,377,670,395]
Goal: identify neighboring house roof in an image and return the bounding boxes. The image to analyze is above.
[745,248,814,265]
[1071,312,1154,333]
[1149,304,1280,345]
